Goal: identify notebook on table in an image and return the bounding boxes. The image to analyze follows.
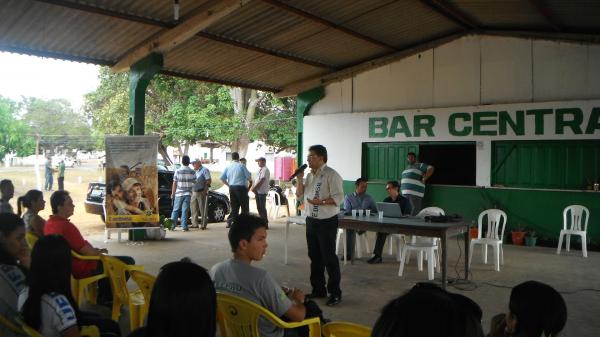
[376,202,405,218]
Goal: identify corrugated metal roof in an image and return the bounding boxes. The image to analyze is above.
[1,0,599,94]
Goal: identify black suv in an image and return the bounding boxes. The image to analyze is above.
[84,169,230,223]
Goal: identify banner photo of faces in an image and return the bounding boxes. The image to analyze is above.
[105,135,160,228]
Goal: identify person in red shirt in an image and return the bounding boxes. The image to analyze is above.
[45,190,135,304]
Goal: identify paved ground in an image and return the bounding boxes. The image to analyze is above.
[87,217,600,337]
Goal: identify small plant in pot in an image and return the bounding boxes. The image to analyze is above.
[511,224,527,246]
[525,230,537,247]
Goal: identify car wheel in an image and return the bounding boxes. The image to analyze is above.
[210,203,226,222]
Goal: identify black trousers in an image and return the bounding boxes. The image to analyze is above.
[58,176,65,191]
[228,185,249,220]
[373,232,389,257]
[306,215,341,297]
[79,311,121,337]
[256,193,268,224]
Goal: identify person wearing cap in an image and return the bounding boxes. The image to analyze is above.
[250,157,270,228]
[171,155,196,231]
[123,177,151,212]
[191,158,212,229]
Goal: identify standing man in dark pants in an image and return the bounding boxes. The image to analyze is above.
[296,145,344,306]
[250,157,270,228]
[220,152,252,227]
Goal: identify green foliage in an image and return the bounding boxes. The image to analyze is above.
[22,97,92,151]
[84,67,297,152]
[0,96,35,159]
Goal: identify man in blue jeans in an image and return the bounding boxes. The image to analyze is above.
[171,155,196,231]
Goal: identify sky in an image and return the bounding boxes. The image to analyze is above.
[0,51,100,110]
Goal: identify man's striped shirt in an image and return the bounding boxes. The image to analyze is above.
[400,163,431,198]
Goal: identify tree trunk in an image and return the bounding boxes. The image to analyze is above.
[229,87,258,158]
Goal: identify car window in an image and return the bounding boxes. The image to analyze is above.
[158,172,173,189]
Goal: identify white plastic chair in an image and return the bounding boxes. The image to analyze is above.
[397,207,445,280]
[267,190,282,219]
[468,209,507,272]
[557,205,590,257]
[336,229,370,265]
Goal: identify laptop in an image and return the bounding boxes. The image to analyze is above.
[376,202,405,218]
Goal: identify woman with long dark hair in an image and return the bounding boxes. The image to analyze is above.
[17,189,46,238]
[128,259,217,337]
[21,235,121,337]
[0,213,29,312]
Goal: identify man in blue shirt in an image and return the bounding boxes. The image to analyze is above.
[342,177,377,260]
[220,152,252,227]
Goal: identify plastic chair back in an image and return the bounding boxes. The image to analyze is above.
[563,205,589,232]
[70,251,106,306]
[25,232,39,249]
[268,190,281,206]
[216,292,321,337]
[477,209,507,241]
[323,321,372,337]
[130,270,156,305]
[101,256,145,329]
[416,207,445,218]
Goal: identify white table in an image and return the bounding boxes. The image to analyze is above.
[284,215,306,264]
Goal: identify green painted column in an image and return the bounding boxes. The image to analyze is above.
[295,86,324,164]
[128,53,164,136]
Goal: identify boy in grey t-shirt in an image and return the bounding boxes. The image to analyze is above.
[210,214,308,337]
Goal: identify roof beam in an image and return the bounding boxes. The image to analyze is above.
[420,0,479,30]
[527,0,562,32]
[0,44,114,66]
[111,0,248,73]
[34,0,334,69]
[277,32,466,97]
[259,0,397,51]
[161,70,278,92]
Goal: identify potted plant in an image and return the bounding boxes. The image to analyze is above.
[525,230,537,247]
[511,224,527,246]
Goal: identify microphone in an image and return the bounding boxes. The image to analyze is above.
[288,164,307,181]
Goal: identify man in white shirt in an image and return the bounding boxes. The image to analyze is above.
[296,145,344,306]
[251,157,270,228]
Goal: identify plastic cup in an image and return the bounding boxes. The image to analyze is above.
[351,209,357,217]
[378,211,384,219]
[365,209,371,217]
[358,209,364,216]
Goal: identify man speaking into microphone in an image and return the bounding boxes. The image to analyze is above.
[295,145,344,306]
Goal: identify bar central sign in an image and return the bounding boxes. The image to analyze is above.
[369,107,600,139]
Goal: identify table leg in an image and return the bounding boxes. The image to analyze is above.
[285,221,289,265]
[464,228,469,280]
[441,232,448,289]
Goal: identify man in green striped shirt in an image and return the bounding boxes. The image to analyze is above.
[400,152,434,215]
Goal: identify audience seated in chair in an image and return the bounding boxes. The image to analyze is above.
[372,282,484,337]
[17,190,47,238]
[487,280,567,337]
[44,190,135,305]
[341,177,377,260]
[0,213,29,313]
[128,258,216,337]
[210,213,325,337]
[22,234,121,337]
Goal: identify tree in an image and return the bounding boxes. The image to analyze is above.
[84,67,297,156]
[0,96,35,160]
[21,97,92,153]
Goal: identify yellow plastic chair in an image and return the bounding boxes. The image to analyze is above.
[216,292,321,337]
[101,256,145,330]
[25,232,39,249]
[3,316,100,337]
[323,321,372,337]
[70,251,108,307]
[130,270,156,324]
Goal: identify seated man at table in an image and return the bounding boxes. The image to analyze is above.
[367,181,411,264]
[341,177,378,260]
[211,213,324,337]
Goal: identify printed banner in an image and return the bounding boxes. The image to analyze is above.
[105,135,160,227]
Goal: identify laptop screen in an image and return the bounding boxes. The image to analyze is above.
[376,202,404,218]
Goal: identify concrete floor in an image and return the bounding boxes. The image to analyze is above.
[88,218,600,337]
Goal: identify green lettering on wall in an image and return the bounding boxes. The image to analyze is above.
[473,111,498,136]
[499,110,525,136]
[369,117,388,138]
[388,116,412,137]
[448,113,471,136]
[585,107,600,134]
[555,108,583,134]
[526,109,552,135]
[413,115,435,137]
